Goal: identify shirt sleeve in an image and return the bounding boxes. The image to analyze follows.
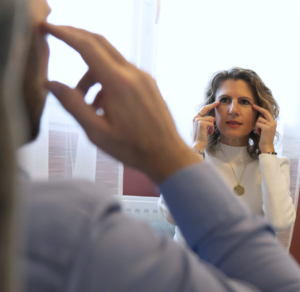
[25,168,300,292]
[25,180,256,292]
[259,154,296,231]
[71,205,260,292]
[160,162,300,292]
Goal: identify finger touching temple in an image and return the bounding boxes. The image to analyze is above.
[29,0,51,24]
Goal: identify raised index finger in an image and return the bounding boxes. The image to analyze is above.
[41,23,117,83]
[252,104,273,121]
[198,101,220,116]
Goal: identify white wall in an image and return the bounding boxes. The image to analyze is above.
[156,0,300,146]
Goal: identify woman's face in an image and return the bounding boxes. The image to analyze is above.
[214,79,257,144]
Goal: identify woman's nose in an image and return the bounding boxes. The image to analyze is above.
[229,101,239,116]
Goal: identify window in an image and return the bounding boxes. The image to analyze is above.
[19,0,135,197]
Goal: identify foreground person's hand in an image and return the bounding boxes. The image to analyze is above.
[43,23,201,183]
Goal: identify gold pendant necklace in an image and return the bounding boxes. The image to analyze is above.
[233,184,245,196]
[220,145,247,196]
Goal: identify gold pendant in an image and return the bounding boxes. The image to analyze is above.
[234,184,244,196]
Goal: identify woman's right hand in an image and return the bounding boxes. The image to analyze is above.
[192,101,220,151]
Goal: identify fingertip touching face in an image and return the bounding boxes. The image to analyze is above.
[29,0,51,81]
[214,79,257,146]
[23,0,51,141]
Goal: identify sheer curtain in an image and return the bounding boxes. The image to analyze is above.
[18,0,160,197]
[18,0,135,197]
[156,0,300,149]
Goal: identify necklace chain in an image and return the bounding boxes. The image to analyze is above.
[219,145,248,195]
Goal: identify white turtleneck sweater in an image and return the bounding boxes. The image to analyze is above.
[158,142,296,244]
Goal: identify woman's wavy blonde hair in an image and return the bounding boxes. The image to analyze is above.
[198,67,280,158]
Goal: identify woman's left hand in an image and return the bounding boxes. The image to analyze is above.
[253,104,277,153]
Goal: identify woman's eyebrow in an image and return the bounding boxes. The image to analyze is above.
[238,96,254,102]
[216,95,254,101]
[217,94,231,99]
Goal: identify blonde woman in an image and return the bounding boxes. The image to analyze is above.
[159,67,296,244]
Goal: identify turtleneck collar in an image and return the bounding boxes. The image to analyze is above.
[215,141,251,163]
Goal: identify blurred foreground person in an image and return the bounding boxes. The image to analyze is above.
[0,0,32,291]
[1,0,300,292]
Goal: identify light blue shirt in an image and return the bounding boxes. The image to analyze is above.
[22,163,300,292]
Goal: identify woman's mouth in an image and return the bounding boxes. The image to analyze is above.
[226,120,242,128]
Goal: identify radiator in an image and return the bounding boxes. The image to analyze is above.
[120,196,164,222]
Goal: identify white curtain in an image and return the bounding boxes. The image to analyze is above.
[156,0,300,156]
[18,0,136,197]
[18,0,160,197]
[130,0,160,76]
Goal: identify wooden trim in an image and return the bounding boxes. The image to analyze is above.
[290,190,300,265]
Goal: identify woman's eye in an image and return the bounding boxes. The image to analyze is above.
[220,98,230,103]
[240,99,250,105]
